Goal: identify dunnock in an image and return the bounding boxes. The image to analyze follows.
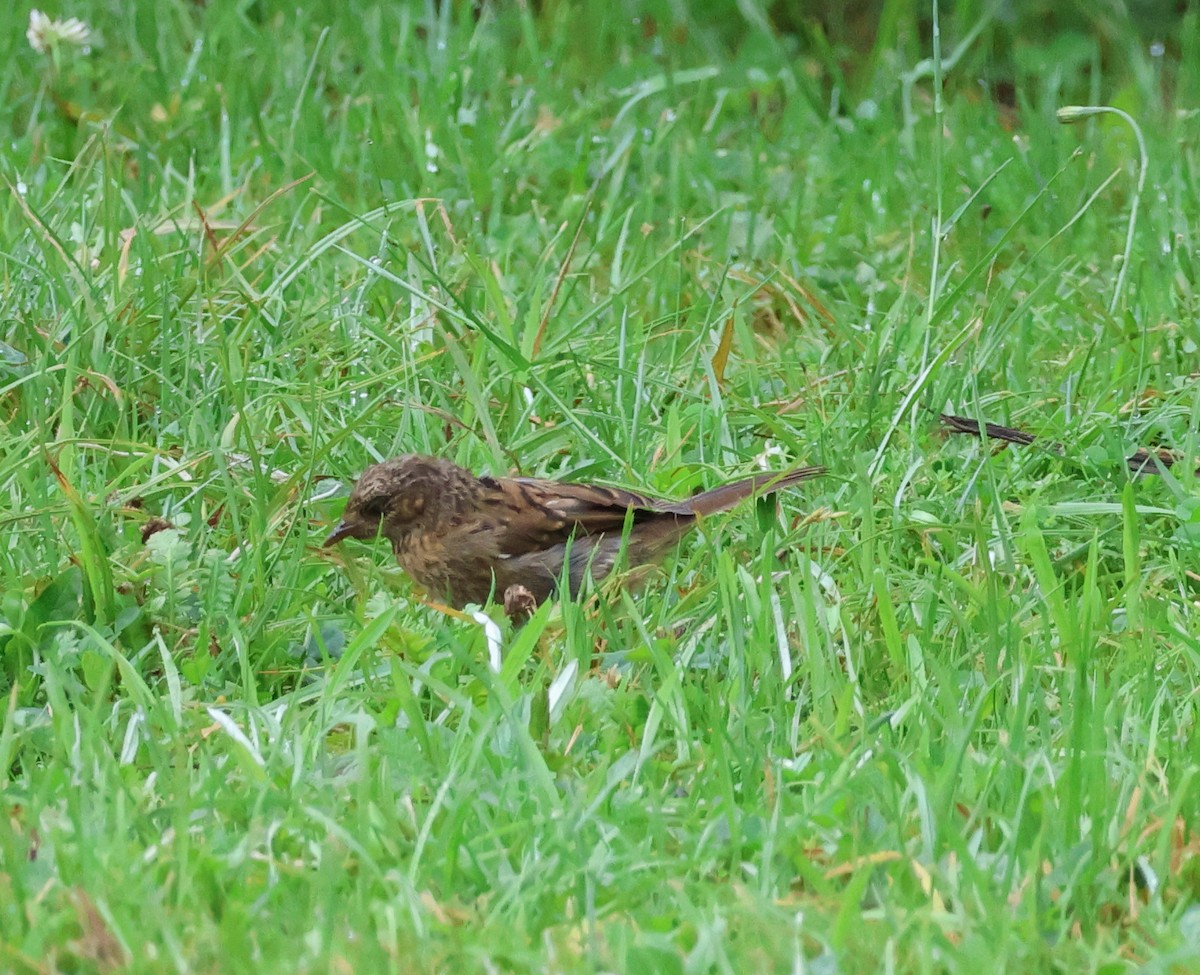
[324,455,824,608]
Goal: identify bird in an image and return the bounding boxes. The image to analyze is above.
[323,455,825,609]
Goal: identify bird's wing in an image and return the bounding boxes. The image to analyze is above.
[478,465,824,558]
[513,478,675,520]
[475,477,681,557]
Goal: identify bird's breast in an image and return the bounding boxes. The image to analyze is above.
[393,524,503,608]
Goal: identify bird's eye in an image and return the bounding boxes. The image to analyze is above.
[361,495,388,517]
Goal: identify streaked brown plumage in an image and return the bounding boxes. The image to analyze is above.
[324,455,825,608]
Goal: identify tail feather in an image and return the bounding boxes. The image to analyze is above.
[670,465,826,517]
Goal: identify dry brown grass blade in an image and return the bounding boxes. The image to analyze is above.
[940,411,1198,478]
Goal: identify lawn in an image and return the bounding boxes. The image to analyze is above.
[1,1,1198,972]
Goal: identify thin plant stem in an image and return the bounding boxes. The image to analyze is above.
[1056,105,1149,316]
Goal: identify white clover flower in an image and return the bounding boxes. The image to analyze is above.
[27,9,94,55]
[753,439,786,470]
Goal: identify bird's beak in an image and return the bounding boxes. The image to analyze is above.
[323,520,356,547]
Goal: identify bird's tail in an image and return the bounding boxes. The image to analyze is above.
[673,465,826,517]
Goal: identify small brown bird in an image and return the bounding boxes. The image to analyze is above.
[324,455,825,608]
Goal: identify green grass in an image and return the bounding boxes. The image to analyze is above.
[2,0,1199,971]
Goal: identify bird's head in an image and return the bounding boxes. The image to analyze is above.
[323,455,463,547]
